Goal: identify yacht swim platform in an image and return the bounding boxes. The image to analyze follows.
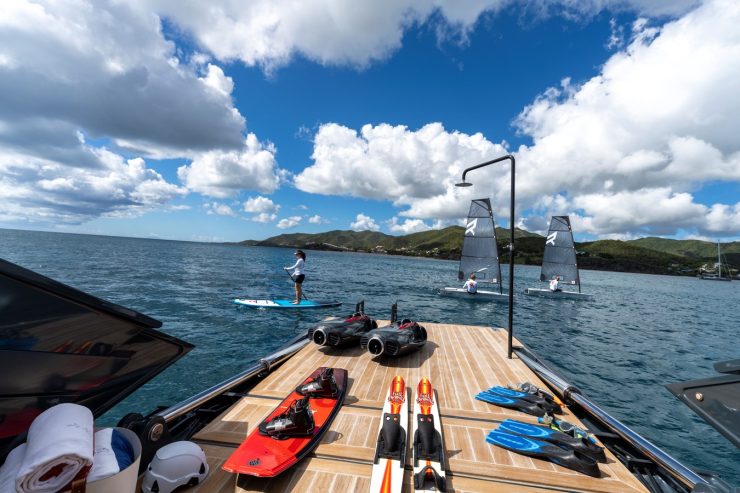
[187,322,647,493]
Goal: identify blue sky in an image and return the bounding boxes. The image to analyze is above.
[1,0,738,242]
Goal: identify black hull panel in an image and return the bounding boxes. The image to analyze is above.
[0,258,192,459]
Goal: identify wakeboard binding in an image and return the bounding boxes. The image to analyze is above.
[258,395,315,440]
[295,367,339,398]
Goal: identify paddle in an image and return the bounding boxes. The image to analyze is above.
[284,267,308,301]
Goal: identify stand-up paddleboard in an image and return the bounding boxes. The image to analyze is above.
[370,376,408,493]
[222,367,347,477]
[413,378,447,492]
[233,299,342,309]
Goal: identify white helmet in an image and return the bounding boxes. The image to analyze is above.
[141,441,209,493]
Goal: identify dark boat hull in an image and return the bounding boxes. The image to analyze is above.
[0,258,192,460]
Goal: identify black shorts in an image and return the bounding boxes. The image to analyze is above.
[294,274,305,284]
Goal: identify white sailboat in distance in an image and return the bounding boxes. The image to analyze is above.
[699,241,732,281]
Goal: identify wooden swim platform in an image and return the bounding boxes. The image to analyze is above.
[189,322,648,492]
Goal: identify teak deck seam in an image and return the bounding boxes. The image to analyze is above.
[191,322,648,493]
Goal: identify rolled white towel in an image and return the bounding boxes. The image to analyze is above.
[87,429,119,483]
[0,443,26,493]
[15,403,93,493]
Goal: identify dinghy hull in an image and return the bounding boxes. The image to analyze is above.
[524,288,594,300]
[441,287,509,301]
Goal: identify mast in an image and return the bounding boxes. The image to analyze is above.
[717,241,722,278]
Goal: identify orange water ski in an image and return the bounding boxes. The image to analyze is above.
[413,377,447,491]
[369,376,408,493]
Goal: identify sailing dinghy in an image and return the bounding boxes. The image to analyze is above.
[441,198,508,301]
[524,216,593,300]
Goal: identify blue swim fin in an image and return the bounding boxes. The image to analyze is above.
[475,392,549,417]
[483,387,562,415]
[498,419,606,463]
[486,430,601,477]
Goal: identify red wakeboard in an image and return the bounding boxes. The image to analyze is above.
[222,366,348,477]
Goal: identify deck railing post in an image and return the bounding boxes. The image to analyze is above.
[457,155,516,359]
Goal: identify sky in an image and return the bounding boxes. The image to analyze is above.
[1,0,739,242]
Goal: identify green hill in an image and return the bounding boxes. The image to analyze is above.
[233,228,737,277]
[628,237,740,258]
[577,240,696,274]
[245,226,542,259]
[248,230,401,250]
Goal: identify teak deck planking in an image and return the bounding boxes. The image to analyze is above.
[190,322,648,493]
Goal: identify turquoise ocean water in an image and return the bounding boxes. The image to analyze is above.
[1,228,738,484]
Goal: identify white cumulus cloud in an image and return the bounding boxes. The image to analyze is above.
[0,152,186,224]
[513,0,740,236]
[350,213,380,232]
[0,0,263,225]
[294,0,740,237]
[308,214,326,224]
[295,122,508,219]
[178,134,283,198]
[277,215,302,229]
[204,202,236,216]
[140,1,697,71]
[200,63,234,97]
[0,1,245,155]
[243,195,281,222]
[388,217,433,234]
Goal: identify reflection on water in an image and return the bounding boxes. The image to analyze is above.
[1,228,738,484]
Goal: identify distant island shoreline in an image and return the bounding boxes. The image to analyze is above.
[227,226,739,279]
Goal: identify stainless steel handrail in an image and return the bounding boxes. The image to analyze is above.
[516,350,708,490]
[157,338,309,422]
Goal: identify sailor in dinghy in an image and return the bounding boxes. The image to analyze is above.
[463,273,478,294]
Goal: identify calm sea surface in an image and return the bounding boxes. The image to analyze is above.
[1,228,738,484]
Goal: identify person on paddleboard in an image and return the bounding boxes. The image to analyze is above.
[549,275,562,292]
[284,250,306,304]
[463,273,478,294]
